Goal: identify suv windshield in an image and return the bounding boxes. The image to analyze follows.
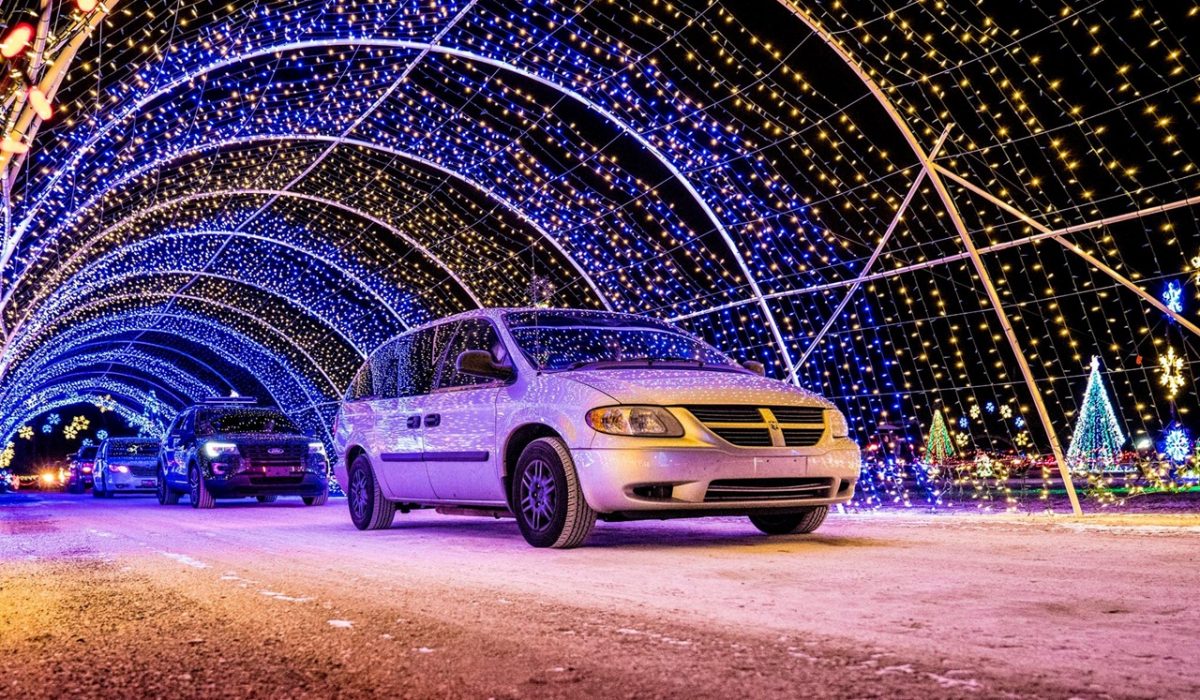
[196,409,298,436]
[107,439,159,458]
[504,310,739,372]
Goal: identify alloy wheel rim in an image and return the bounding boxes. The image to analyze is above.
[349,469,369,521]
[520,459,557,533]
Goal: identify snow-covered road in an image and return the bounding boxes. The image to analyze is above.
[2,492,1197,698]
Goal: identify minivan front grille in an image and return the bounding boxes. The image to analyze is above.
[705,477,834,502]
[710,427,774,447]
[684,404,827,448]
[683,405,764,423]
[767,406,825,424]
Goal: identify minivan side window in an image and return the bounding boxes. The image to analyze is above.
[395,326,446,397]
[436,319,508,390]
[346,360,374,402]
[369,339,400,399]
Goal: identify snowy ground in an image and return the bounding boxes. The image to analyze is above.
[2,493,1198,698]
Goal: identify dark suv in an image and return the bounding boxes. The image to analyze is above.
[65,445,98,493]
[157,398,329,509]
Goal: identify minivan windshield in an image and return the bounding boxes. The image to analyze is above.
[504,310,740,372]
[196,409,299,436]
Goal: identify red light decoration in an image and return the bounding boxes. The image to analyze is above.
[0,22,35,58]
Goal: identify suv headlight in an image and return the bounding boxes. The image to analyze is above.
[829,409,850,438]
[308,442,327,456]
[586,406,684,437]
[203,441,239,459]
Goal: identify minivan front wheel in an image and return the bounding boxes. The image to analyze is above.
[347,454,395,530]
[749,505,829,535]
[513,437,595,549]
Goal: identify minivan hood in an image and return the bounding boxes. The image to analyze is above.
[561,368,829,407]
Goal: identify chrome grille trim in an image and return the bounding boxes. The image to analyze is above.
[705,477,834,502]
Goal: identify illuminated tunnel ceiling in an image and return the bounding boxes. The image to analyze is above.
[2,0,1198,447]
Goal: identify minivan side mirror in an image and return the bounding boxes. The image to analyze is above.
[742,360,766,376]
[457,350,514,381]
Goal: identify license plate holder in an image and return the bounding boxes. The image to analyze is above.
[265,467,292,477]
[753,456,807,475]
[141,479,156,487]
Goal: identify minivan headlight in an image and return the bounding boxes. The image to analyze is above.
[586,406,684,437]
[829,410,850,438]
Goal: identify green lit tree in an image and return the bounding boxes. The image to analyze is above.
[924,409,955,464]
[1066,356,1125,473]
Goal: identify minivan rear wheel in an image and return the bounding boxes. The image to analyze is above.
[749,506,828,535]
[513,437,595,549]
[347,454,394,530]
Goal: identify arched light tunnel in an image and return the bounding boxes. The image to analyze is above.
[2,0,1198,483]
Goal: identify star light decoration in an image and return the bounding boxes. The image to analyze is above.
[0,0,1193,512]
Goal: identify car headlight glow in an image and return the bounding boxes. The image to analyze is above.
[586,406,684,437]
[829,409,850,438]
[308,442,327,456]
[203,441,239,458]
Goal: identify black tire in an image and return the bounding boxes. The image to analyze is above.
[91,481,103,498]
[157,465,180,505]
[67,482,83,494]
[749,506,829,535]
[256,494,278,504]
[346,454,394,530]
[188,463,215,509]
[302,489,328,507]
[512,437,596,549]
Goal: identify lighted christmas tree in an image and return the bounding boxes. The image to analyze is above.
[924,409,955,464]
[1066,356,1125,473]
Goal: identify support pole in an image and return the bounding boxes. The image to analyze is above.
[933,165,1200,340]
[917,132,1083,516]
[789,126,951,381]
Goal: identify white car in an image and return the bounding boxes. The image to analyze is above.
[333,308,860,548]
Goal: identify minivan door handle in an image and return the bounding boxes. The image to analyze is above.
[423,413,441,428]
[406,415,421,429]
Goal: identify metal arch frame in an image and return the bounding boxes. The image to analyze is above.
[12,39,793,374]
[14,349,216,405]
[25,369,197,412]
[777,1,1083,515]
[54,339,242,393]
[8,132,611,318]
[17,292,343,398]
[9,303,337,441]
[0,379,174,445]
[15,228,411,340]
[19,267,370,362]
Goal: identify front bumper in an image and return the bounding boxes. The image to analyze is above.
[571,440,860,514]
[204,470,327,498]
[106,470,158,491]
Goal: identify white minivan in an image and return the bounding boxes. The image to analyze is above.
[333,308,860,548]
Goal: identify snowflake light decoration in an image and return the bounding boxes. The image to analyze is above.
[969,404,981,419]
[1164,426,1190,464]
[1160,346,1187,400]
[958,415,970,429]
[17,426,33,440]
[96,429,109,441]
[999,405,1013,419]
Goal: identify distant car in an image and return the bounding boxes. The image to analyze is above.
[157,398,330,508]
[65,445,98,493]
[92,438,161,497]
[333,308,861,548]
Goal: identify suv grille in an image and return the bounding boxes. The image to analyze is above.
[684,405,827,448]
[705,477,834,502]
[239,444,305,468]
